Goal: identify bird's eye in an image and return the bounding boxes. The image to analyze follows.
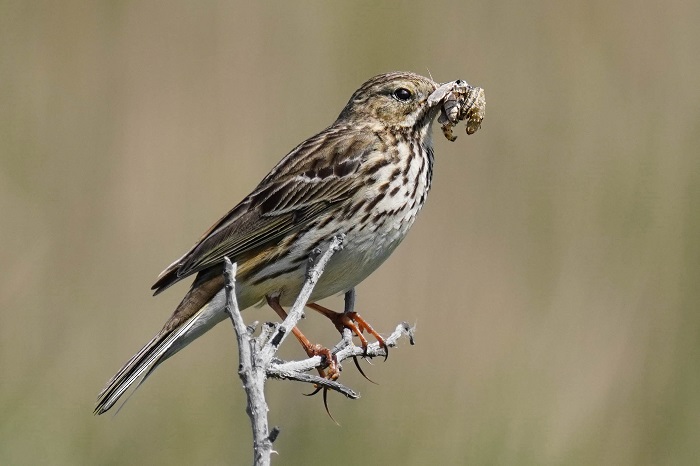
[393,88,412,101]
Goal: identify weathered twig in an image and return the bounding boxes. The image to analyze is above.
[222,234,416,465]
[223,260,274,466]
[269,322,415,382]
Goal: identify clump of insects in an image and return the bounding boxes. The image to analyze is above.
[428,80,486,141]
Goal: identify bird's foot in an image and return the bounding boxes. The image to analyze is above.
[307,303,389,360]
[304,342,340,381]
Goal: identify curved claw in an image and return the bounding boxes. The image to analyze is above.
[348,311,388,361]
[303,385,339,424]
[379,339,389,362]
[323,388,340,425]
[352,356,378,385]
[304,385,323,397]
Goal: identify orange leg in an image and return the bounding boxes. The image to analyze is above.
[266,296,339,381]
[306,302,389,360]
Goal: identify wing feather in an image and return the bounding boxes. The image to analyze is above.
[151,127,375,294]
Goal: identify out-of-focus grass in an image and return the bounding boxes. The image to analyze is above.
[1,1,699,464]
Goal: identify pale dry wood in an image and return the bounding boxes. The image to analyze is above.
[222,235,415,465]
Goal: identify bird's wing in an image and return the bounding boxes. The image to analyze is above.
[151,127,377,294]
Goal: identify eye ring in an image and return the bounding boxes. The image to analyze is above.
[393,87,412,102]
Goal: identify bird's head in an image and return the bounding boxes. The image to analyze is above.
[336,72,440,131]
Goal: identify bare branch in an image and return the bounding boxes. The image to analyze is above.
[223,258,274,466]
[270,322,415,376]
[222,236,416,465]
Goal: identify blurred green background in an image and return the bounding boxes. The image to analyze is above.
[2,1,699,464]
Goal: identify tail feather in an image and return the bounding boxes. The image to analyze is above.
[96,271,228,415]
[94,307,209,415]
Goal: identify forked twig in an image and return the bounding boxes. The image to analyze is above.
[222,235,416,465]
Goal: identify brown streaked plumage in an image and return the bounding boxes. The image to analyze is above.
[95,71,451,415]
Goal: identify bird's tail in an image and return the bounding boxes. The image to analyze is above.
[94,294,227,415]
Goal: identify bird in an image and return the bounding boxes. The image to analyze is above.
[95,71,448,415]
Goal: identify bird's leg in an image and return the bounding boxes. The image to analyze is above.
[307,291,389,361]
[266,296,339,381]
[344,287,356,314]
[341,289,378,383]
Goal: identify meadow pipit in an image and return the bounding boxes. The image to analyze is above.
[95,71,484,414]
